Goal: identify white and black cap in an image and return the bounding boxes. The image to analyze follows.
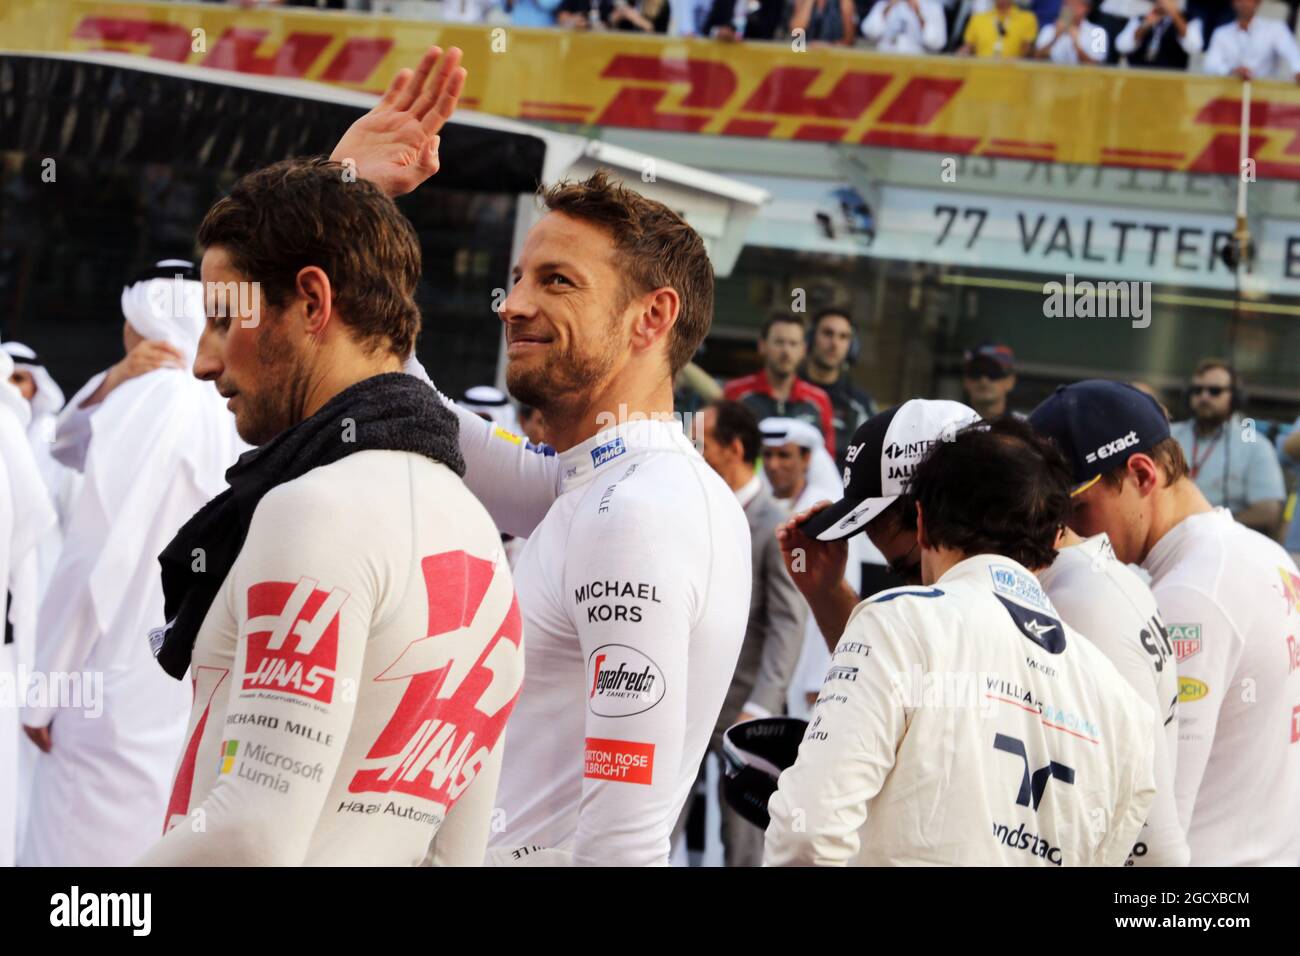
[799,399,981,541]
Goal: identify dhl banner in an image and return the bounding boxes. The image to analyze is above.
[7,0,1300,180]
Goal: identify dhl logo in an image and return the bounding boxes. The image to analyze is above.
[70,15,394,86]
[63,14,1300,180]
[1091,96,1300,181]
[586,56,975,153]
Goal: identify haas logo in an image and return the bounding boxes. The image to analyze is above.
[349,551,523,807]
[243,578,346,704]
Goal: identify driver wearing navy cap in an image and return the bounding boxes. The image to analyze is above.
[770,397,1188,867]
[1029,379,1300,866]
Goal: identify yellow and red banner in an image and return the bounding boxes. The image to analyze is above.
[7,0,1300,179]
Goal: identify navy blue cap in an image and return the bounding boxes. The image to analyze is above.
[963,341,1015,371]
[1028,380,1171,495]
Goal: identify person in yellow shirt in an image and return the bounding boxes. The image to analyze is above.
[959,0,1039,57]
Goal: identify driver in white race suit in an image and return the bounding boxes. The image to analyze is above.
[765,416,1157,865]
[336,47,752,866]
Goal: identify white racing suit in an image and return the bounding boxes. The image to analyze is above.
[765,554,1157,866]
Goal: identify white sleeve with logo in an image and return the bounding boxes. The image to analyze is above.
[1048,589,1188,867]
[1153,583,1241,834]
[569,499,696,867]
[135,489,372,866]
[405,355,560,538]
[764,604,914,866]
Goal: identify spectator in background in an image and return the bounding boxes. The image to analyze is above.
[789,0,860,42]
[438,0,505,21]
[958,0,1039,56]
[724,314,837,459]
[759,417,835,512]
[1188,0,1236,43]
[675,401,806,867]
[800,309,876,466]
[757,417,844,717]
[1275,422,1300,563]
[558,0,672,30]
[1116,0,1204,66]
[960,341,1017,420]
[1170,359,1285,536]
[1033,0,1109,62]
[860,0,948,52]
[672,0,715,34]
[1094,0,1149,60]
[0,345,57,868]
[2,343,79,597]
[1201,0,1300,80]
[23,261,247,867]
[703,0,789,39]
[510,0,565,27]
[1029,0,1064,30]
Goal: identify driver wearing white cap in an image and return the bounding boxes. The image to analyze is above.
[775,400,1188,866]
[765,416,1157,866]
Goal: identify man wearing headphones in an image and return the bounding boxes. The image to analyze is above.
[800,309,876,467]
[1169,359,1284,536]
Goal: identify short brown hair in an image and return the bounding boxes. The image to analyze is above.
[760,313,806,340]
[708,399,761,464]
[539,169,713,374]
[198,157,422,357]
[1100,436,1189,489]
[1194,357,1234,379]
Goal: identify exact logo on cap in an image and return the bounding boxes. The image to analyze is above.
[1084,430,1139,465]
[587,644,666,717]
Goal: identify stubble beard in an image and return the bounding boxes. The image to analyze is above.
[507,324,624,419]
[1193,404,1230,433]
[234,319,313,446]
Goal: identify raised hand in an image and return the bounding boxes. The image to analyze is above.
[774,499,848,599]
[330,46,467,198]
[82,339,186,408]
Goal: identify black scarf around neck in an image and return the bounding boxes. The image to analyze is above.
[153,372,464,679]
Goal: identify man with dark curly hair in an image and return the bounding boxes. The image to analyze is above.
[764,415,1159,866]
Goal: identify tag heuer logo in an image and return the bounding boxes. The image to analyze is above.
[1168,623,1202,663]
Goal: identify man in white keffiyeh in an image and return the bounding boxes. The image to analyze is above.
[0,343,57,867]
[3,341,80,596]
[19,260,247,866]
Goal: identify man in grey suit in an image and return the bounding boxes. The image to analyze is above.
[675,400,807,866]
